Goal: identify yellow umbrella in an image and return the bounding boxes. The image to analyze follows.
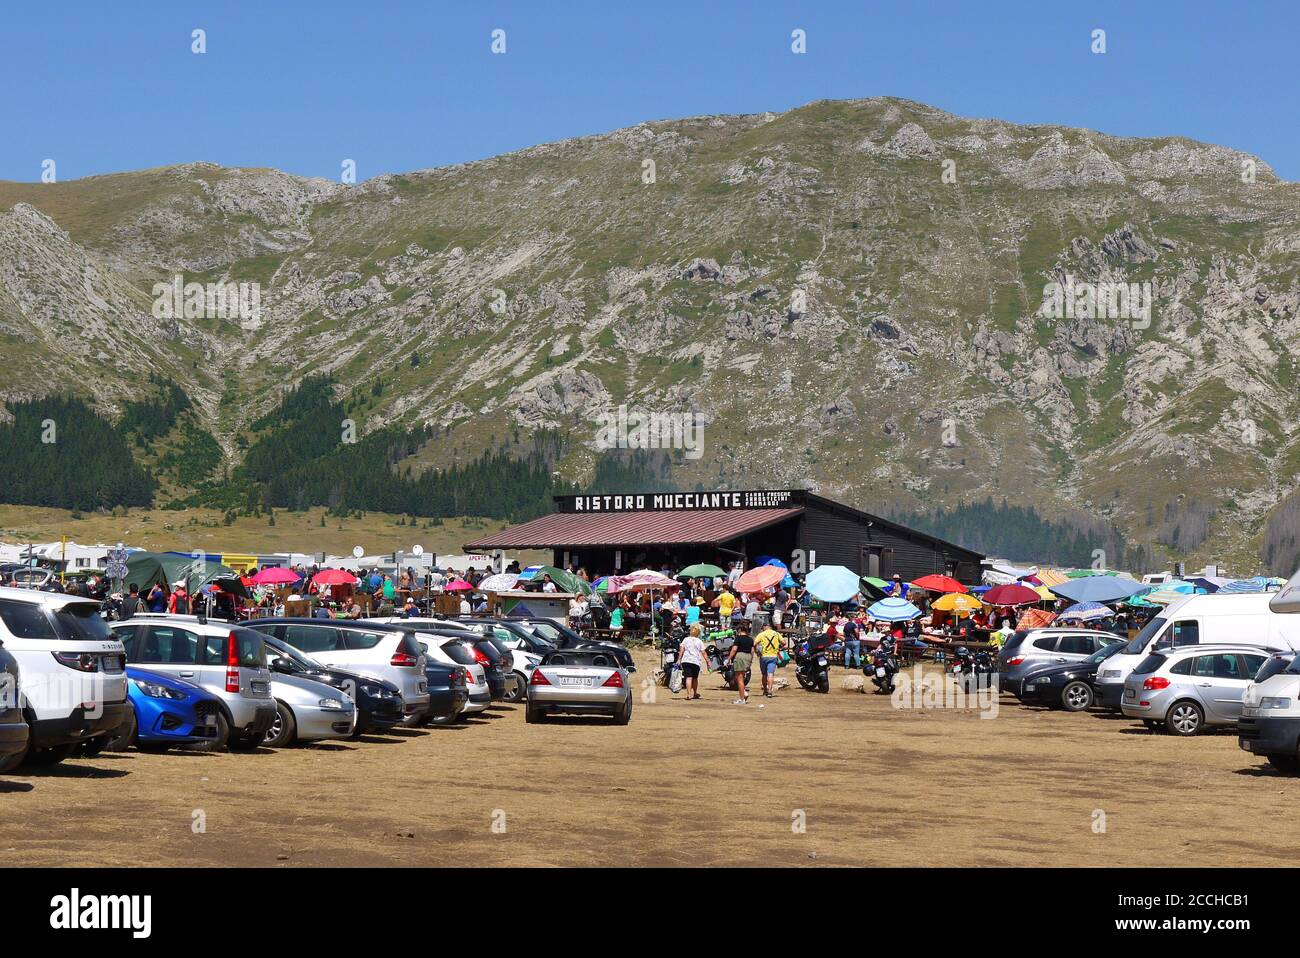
[931,592,985,616]
[1033,584,1057,600]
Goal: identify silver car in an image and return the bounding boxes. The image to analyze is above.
[526,649,632,725]
[997,628,1124,696]
[1120,644,1271,735]
[263,672,356,747]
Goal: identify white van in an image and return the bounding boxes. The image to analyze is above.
[1237,654,1300,770]
[1093,592,1300,710]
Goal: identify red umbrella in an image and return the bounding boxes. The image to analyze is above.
[312,569,356,586]
[982,583,1042,606]
[251,567,300,585]
[444,579,473,592]
[734,565,785,593]
[911,574,966,594]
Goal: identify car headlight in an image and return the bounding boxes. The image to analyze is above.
[134,681,186,700]
[318,698,346,711]
[1259,697,1292,710]
[358,683,380,696]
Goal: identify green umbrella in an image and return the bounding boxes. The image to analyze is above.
[531,566,592,594]
[862,576,888,589]
[678,563,726,579]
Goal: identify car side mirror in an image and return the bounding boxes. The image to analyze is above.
[270,657,293,674]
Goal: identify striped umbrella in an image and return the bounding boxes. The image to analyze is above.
[1144,580,1196,604]
[1219,576,1274,594]
[866,597,922,622]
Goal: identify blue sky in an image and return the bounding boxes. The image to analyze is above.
[4,0,1296,182]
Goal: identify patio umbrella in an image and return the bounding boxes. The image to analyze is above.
[1058,601,1112,622]
[478,572,519,592]
[312,569,356,587]
[678,563,726,579]
[1048,575,1144,604]
[516,565,543,581]
[931,592,983,616]
[250,567,300,585]
[1035,569,1071,587]
[526,566,591,594]
[911,574,966,594]
[862,576,889,590]
[866,597,922,622]
[805,565,861,603]
[608,570,680,593]
[982,583,1043,606]
[1219,576,1272,594]
[734,565,786,593]
[444,579,473,592]
[1016,608,1057,630]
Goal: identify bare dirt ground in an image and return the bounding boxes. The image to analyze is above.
[2,652,1294,867]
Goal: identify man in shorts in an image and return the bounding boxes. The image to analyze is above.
[726,621,755,704]
[753,622,786,698]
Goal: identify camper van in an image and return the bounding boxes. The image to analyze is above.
[1093,593,1300,711]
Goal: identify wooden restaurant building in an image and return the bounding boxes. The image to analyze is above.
[465,489,985,584]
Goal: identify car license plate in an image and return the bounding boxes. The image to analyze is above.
[559,676,593,687]
[1123,688,1135,701]
[251,681,269,693]
[418,681,428,693]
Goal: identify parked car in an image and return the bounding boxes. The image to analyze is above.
[526,647,632,725]
[108,614,275,750]
[442,619,540,701]
[364,617,507,703]
[1012,639,1127,711]
[1238,653,1300,771]
[261,634,404,736]
[1120,644,1271,735]
[244,619,430,722]
[0,640,29,766]
[0,587,129,770]
[996,628,1123,696]
[424,635,492,715]
[263,670,357,747]
[423,661,471,725]
[94,667,224,753]
[1094,593,1300,710]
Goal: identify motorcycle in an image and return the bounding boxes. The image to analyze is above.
[793,639,832,693]
[705,629,750,691]
[660,625,684,691]
[951,645,998,693]
[867,637,899,694]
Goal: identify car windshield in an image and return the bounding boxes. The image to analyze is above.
[51,602,114,641]
[1257,655,1296,682]
[1090,641,1127,665]
[270,639,322,671]
[1123,616,1167,655]
[440,641,477,665]
[1132,653,1167,675]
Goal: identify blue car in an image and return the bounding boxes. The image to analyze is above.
[88,667,224,753]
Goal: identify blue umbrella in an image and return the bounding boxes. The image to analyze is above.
[1059,601,1112,622]
[1049,575,1145,604]
[762,557,788,569]
[805,565,861,603]
[867,597,922,621]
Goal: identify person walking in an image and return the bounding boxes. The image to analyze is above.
[676,624,708,700]
[726,621,755,705]
[754,621,785,698]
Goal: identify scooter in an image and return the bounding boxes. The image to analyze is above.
[660,625,684,691]
[867,637,899,694]
[794,639,832,693]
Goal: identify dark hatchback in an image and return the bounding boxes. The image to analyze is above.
[260,634,405,736]
[503,616,636,672]
[0,642,27,767]
[423,660,470,725]
[1013,640,1127,711]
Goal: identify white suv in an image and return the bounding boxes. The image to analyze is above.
[0,586,128,771]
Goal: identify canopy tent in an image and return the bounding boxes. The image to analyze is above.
[124,551,239,594]
[1049,575,1145,604]
[805,565,861,603]
[505,602,546,619]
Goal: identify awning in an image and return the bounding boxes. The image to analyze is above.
[465,507,804,551]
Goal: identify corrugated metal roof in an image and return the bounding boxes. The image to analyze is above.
[465,507,804,550]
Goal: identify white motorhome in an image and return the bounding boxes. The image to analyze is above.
[1093,592,1300,710]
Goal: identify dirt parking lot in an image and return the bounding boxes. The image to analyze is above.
[2,651,1295,867]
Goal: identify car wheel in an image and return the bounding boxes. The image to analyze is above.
[24,744,74,767]
[1267,753,1300,773]
[1165,701,1204,736]
[503,673,528,703]
[1142,719,1162,731]
[428,711,461,726]
[184,712,230,752]
[101,708,138,752]
[1060,681,1093,712]
[525,703,544,724]
[262,701,296,747]
[0,744,26,773]
[615,696,633,725]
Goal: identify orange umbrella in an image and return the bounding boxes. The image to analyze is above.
[734,565,785,593]
[911,574,967,594]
